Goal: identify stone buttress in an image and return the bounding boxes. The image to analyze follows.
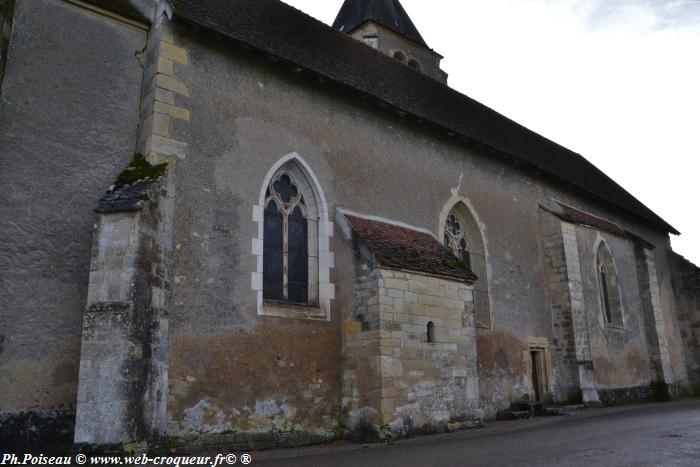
[74,7,190,446]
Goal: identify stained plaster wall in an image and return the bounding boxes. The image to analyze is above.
[632,232,689,392]
[575,227,654,391]
[0,0,146,433]
[158,20,690,437]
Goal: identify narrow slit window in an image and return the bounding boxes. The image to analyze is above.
[600,271,612,323]
[597,243,622,326]
[427,321,436,343]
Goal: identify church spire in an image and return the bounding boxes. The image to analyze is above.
[332,0,428,48]
[332,0,448,84]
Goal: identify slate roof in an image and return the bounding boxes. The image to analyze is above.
[343,214,478,283]
[332,0,429,48]
[95,180,153,213]
[89,0,677,235]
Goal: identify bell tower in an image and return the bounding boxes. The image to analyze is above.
[333,0,448,83]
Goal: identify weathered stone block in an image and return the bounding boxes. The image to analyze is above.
[343,321,363,334]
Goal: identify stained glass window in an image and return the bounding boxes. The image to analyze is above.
[444,212,472,270]
[263,173,309,304]
[263,200,284,301]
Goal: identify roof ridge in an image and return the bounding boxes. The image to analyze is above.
[169,0,679,235]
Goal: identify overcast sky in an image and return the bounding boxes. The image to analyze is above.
[284,0,700,264]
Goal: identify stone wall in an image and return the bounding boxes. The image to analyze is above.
[74,190,170,445]
[670,252,700,386]
[576,227,658,397]
[0,0,146,447]
[167,22,690,424]
[74,9,192,446]
[343,267,479,439]
[541,205,680,405]
[540,211,584,403]
[348,22,447,83]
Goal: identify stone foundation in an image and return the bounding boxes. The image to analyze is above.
[0,410,75,454]
[598,383,671,406]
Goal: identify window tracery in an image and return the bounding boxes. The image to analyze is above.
[443,212,472,270]
[440,202,491,328]
[264,173,310,305]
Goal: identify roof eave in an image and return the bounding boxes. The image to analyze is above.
[167,4,679,236]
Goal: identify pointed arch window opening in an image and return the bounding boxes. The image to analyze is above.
[596,243,623,327]
[442,205,491,328]
[443,212,477,270]
[264,173,311,305]
[600,270,612,323]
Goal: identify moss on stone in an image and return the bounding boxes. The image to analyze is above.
[114,154,168,189]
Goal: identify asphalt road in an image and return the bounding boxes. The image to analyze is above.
[253,399,700,466]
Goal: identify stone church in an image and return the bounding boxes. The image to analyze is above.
[1,0,699,451]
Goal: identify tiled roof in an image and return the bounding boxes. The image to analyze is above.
[82,0,677,234]
[343,214,477,283]
[555,201,628,237]
[545,200,655,249]
[95,180,153,213]
[166,0,678,235]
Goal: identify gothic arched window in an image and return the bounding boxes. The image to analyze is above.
[441,203,491,328]
[596,242,622,326]
[264,173,310,305]
[254,156,334,320]
[443,212,472,270]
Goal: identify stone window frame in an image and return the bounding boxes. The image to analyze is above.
[263,170,315,305]
[594,239,625,329]
[439,195,492,329]
[252,152,334,321]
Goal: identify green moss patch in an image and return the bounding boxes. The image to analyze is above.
[114,154,168,189]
